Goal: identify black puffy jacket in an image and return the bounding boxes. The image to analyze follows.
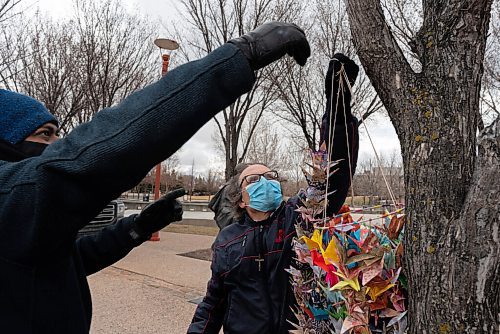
[188,117,359,334]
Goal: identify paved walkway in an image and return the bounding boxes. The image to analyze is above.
[88,232,215,334]
[89,212,383,333]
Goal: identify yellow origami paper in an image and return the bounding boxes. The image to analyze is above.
[331,276,361,291]
[311,230,324,251]
[322,236,341,265]
[301,229,326,252]
[301,236,319,251]
[367,283,394,300]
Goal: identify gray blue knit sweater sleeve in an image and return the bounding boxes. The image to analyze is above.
[0,44,255,264]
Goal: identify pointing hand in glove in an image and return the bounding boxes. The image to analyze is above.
[129,188,186,241]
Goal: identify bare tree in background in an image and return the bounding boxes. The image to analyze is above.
[280,146,308,196]
[270,59,324,151]
[353,156,378,204]
[244,118,288,170]
[73,0,158,121]
[9,17,86,134]
[381,0,423,71]
[204,168,224,194]
[178,0,304,180]
[481,1,500,128]
[0,13,87,132]
[160,153,180,191]
[0,0,20,24]
[346,0,498,331]
[269,0,383,152]
[1,0,159,134]
[385,149,404,202]
[0,0,24,89]
[0,20,24,90]
[353,151,404,205]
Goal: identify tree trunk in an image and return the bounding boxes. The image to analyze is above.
[345,0,498,332]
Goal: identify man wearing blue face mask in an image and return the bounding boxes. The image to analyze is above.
[188,53,360,334]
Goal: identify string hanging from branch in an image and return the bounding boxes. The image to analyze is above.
[288,62,407,334]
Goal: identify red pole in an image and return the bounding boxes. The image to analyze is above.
[150,54,171,241]
[161,54,170,76]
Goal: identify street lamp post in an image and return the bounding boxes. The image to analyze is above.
[150,38,179,242]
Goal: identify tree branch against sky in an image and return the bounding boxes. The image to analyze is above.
[481,1,500,128]
[177,0,305,179]
[1,0,159,135]
[73,0,158,118]
[269,0,384,152]
[0,0,26,89]
[0,0,21,23]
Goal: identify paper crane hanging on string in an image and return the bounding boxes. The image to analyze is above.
[288,61,407,334]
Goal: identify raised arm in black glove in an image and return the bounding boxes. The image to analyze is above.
[228,22,311,70]
[320,53,359,146]
[129,188,186,241]
[318,54,360,216]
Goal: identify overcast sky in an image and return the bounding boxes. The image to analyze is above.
[29,0,402,175]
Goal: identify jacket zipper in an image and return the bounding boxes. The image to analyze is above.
[257,225,264,272]
[258,224,276,333]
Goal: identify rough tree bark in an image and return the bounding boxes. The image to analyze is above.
[345,0,498,332]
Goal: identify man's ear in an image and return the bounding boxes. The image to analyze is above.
[239,200,246,209]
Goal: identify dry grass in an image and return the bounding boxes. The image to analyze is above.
[186,195,214,201]
[163,224,219,236]
[178,248,212,262]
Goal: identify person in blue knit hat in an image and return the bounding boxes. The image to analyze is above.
[0,22,310,334]
[0,90,59,158]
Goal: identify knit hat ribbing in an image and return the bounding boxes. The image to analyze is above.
[0,89,58,144]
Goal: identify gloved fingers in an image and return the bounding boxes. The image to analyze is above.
[283,24,310,66]
[171,200,184,222]
[289,37,311,66]
[325,59,341,92]
[331,54,359,85]
[332,53,350,63]
[161,187,187,202]
[228,21,310,70]
[140,188,185,218]
[329,58,343,75]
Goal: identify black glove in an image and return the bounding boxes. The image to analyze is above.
[320,54,359,145]
[129,188,185,240]
[228,22,311,70]
[324,53,359,97]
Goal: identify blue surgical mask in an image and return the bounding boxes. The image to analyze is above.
[245,177,283,212]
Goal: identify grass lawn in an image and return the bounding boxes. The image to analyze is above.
[163,224,219,236]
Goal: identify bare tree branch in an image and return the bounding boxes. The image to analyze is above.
[0,0,21,23]
[178,0,302,179]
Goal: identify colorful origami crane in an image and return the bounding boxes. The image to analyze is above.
[290,150,407,334]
